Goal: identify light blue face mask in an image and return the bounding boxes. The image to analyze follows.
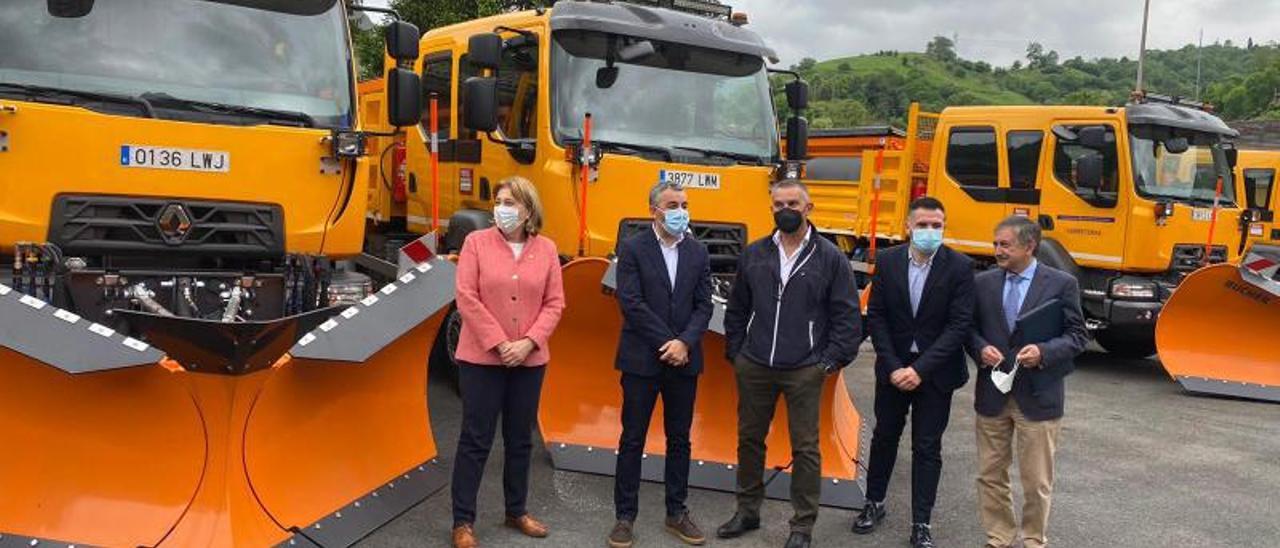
[911,228,944,253]
[662,208,690,236]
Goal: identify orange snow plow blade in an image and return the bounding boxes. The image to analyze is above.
[0,258,454,547]
[1155,244,1280,402]
[539,259,867,508]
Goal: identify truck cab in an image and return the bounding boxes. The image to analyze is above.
[367,0,804,289]
[925,99,1241,357]
[1237,149,1279,246]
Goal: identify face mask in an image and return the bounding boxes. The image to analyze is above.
[990,360,1020,394]
[911,228,944,253]
[662,208,689,236]
[494,205,521,233]
[773,208,804,234]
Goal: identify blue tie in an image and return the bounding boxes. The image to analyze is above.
[1004,274,1024,332]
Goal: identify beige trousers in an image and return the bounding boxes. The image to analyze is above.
[975,398,1062,548]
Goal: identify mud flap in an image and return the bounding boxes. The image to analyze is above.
[1156,244,1280,402]
[0,258,456,547]
[539,259,867,509]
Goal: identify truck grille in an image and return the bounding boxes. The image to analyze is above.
[49,195,284,258]
[1171,244,1227,276]
[616,219,747,274]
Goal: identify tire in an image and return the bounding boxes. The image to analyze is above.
[429,306,462,393]
[1094,330,1157,359]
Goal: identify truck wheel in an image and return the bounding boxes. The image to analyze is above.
[1094,330,1157,359]
[429,306,462,392]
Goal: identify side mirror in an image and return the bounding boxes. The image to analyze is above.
[786,80,809,111]
[1075,154,1104,191]
[468,33,503,71]
[785,115,809,161]
[386,68,423,127]
[463,77,499,133]
[385,21,420,62]
[1077,126,1108,149]
[596,66,620,89]
[1224,145,1239,169]
[1163,136,1190,155]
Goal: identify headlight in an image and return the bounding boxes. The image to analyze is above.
[327,271,373,306]
[1110,280,1157,299]
[330,131,367,158]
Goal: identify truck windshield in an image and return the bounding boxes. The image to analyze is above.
[551,29,778,163]
[0,0,353,128]
[1130,125,1236,206]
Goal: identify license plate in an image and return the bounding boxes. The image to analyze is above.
[1191,208,1213,221]
[120,145,229,173]
[661,169,720,190]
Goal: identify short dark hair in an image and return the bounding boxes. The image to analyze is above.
[770,178,811,201]
[649,181,684,208]
[908,196,945,214]
[995,215,1041,250]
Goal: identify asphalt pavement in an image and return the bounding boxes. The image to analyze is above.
[364,344,1280,547]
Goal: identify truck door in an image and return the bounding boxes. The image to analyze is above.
[1242,166,1276,242]
[933,124,1009,256]
[1005,129,1046,222]
[404,49,460,232]
[1039,123,1129,268]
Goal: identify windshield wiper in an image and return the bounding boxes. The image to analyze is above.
[671,146,767,165]
[0,82,155,118]
[569,138,673,160]
[141,92,315,128]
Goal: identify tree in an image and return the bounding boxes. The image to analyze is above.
[792,57,818,73]
[1026,42,1059,70]
[349,0,504,82]
[925,36,957,63]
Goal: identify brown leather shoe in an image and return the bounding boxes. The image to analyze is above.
[665,511,706,545]
[452,523,478,548]
[504,513,549,538]
[607,520,634,548]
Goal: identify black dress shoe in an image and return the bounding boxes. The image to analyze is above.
[910,523,936,548]
[783,531,811,548]
[715,512,760,539]
[851,500,886,534]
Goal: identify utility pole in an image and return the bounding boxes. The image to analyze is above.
[1136,0,1151,95]
[1195,28,1204,101]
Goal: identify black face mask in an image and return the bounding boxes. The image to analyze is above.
[773,208,804,234]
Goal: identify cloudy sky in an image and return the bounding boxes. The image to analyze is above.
[362,0,1278,67]
[729,0,1279,68]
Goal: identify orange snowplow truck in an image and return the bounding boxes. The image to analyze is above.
[805,98,1243,358]
[362,0,871,510]
[0,2,457,547]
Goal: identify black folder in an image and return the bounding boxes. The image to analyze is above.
[1014,298,1064,344]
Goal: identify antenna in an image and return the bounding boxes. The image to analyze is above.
[1135,0,1151,95]
[1195,28,1204,101]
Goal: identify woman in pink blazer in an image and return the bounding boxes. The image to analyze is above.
[450,176,565,548]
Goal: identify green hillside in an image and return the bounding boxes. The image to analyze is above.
[782,37,1280,128]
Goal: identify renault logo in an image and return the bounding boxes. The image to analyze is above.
[157,203,193,244]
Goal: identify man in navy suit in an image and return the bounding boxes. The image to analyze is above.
[608,182,713,548]
[856,197,975,548]
[968,216,1087,548]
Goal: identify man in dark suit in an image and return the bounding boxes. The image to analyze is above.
[608,182,713,548]
[855,196,975,548]
[968,215,1087,548]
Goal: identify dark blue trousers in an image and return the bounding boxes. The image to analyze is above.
[451,362,545,526]
[614,369,698,521]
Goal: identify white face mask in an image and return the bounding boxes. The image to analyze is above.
[990,360,1020,394]
[494,205,521,233]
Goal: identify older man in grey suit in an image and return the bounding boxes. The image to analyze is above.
[967,216,1088,548]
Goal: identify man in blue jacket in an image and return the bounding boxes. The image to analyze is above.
[855,197,975,548]
[717,179,861,548]
[609,182,713,548]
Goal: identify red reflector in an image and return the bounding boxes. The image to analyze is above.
[400,238,434,264]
